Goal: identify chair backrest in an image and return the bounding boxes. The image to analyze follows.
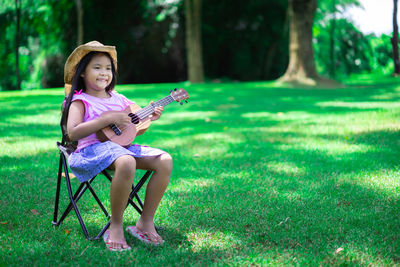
[60,85,77,150]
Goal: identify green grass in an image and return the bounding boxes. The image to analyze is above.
[1,76,400,265]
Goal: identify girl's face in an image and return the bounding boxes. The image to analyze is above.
[81,54,113,95]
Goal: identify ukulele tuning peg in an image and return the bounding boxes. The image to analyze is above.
[170,90,173,93]
[185,100,188,103]
[174,88,177,91]
[180,101,183,105]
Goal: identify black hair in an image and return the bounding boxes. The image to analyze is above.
[60,51,117,143]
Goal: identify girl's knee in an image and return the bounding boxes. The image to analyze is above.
[159,153,173,173]
[114,155,136,175]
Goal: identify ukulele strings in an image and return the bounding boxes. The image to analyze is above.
[135,95,175,120]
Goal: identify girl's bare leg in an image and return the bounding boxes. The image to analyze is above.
[108,155,136,249]
[135,153,173,237]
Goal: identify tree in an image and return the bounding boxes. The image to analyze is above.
[329,0,336,78]
[279,0,319,85]
[14,0,21,90]
[184,0,204,83]
[75,0,83,45]
[392,0,400,75]
[280,0,340,86]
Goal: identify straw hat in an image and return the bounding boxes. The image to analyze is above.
[64,41,117,95]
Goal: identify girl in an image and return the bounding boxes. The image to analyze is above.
[61,41,172,251]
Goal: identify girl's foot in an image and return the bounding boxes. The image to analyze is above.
[126,226,164,246]
[103,230,131,251]
[137,218,164,241]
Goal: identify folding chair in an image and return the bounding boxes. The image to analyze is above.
[52,121,152,240]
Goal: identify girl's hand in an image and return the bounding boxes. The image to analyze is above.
[100,111,132,126]
[67,101,131,141]
[149,101,164,121]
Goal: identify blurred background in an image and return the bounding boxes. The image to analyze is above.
[0,0,398,91]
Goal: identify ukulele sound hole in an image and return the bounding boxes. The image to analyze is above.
[128,113,140,124]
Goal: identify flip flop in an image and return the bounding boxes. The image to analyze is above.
[103,230,132,252]
[126,226,164,246]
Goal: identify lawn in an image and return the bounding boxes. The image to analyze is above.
[1,76,400,265]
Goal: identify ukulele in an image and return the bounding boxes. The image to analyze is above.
[97,88,189,146]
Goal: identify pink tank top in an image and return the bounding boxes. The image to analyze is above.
[71,90,134,151]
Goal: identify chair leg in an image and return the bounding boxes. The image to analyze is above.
[61,152,91,240]
[53,152,87,227]
[57,178,110,240]
[54,154,88,226]
[52,155,64,226]
[87,182,109,218]
[95,221,111,240]
[131,170,152,210]
[101,169,152,212]
[127,197,143,214]
[53,155,153,240]
[57,183,86,225]
[93,170,153,240]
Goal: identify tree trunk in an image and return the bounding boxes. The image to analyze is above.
[392,0,400,75]
[329,0,336,78]
[75,0,84,46]
[15,0,21,90]
[185,0,204,83]
[279,0,322,85]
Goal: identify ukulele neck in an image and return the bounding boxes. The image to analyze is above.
[135,95,175,120]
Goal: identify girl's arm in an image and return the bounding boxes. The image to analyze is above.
[67,100,131,141]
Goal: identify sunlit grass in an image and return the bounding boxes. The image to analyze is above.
[1,76,400,265]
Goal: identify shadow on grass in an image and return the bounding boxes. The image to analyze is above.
[1,81,400,264]
[166,141,400,264]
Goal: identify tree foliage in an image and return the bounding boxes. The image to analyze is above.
[314,18,372,77]
[0,0,397,90]
[1,0,291,90]
[0,0,72,90]
[314,0,395,79]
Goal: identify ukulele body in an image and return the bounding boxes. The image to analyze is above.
[97,104,151,147]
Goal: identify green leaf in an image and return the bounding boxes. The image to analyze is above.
[155,12,166,22]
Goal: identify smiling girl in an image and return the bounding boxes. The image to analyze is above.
[61,41,172,251]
